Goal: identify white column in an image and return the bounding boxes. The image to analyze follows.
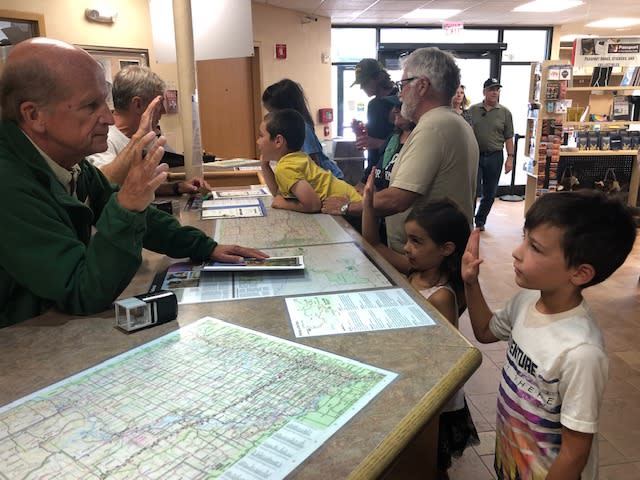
[172,0,202,179]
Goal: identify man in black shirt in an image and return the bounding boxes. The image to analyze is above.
[351,58,398,169]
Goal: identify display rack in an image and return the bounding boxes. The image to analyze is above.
[524,60,640,212]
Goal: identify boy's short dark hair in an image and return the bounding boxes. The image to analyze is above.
[264,109,306,152]
[525,190,636,287]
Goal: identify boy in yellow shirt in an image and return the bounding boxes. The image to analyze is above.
[258,109,361,213]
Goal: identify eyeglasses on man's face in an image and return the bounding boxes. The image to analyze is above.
[395,77,418,92]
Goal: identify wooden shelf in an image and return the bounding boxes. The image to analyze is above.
[563,121,640,127]
[525,60,640,211]
[573,73,623,78]
[566,86,640,92]
[559,150,638,156]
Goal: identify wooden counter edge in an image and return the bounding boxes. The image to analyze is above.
[347,346,483,480]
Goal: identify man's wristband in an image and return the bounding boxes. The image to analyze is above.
[507,153,514,157]
[172,182,180,195]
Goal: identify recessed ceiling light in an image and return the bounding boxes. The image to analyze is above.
[513,0,583,13]
[585,18,640,28]
[403,9,461,20]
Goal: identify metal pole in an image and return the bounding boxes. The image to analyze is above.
[500,133,524,202]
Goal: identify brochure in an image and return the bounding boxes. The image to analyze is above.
[201,198,266,219]
[204,158,261,169]
[203,255,305,271]
[210,187,270,199]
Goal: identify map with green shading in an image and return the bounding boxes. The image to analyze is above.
[213,210,353,249]
[159,242,392,305]
[0,318,396,479]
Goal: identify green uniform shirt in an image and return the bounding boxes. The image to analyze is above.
[468,102,514,153]
[0,121,217,326]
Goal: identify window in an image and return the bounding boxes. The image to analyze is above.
[331,28,377,62]
[380,28,498,44]
[502,30,549,62]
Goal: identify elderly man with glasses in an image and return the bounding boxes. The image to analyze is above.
[366,47,479,254]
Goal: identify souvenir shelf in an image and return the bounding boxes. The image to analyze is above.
[524,60,640,212]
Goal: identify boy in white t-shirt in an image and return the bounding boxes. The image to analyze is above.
[462,190,636,480]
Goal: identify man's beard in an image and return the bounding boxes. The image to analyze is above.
[400,95,417,123]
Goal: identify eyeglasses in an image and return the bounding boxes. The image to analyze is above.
[395,77,418,92]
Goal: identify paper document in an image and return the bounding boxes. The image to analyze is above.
[210,186,270,199]
[153,243,390,305]
[201,198,266,219]
[287,288,437,338]
[205,158,261,169]
[204,255,304,271]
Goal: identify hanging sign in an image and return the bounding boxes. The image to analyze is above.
[442,21,463,36]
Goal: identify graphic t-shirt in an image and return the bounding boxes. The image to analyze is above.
[490,290,608,480]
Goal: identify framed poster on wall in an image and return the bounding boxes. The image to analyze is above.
[76,45,149,110]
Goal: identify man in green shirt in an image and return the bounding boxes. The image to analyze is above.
[0,38,265,326]
[468,78,515,231]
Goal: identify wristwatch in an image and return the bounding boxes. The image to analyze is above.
[340,201,350,216]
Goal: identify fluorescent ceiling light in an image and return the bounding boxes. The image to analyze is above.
[403,9,460,20]
[585,18,640,28]
[513,0,583,13]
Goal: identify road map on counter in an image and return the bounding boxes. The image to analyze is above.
[155,242,391,305]
[0,317,397,480]
[286,288,437,338]
[213,209,353,248]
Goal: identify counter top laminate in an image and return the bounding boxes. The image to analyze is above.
[0,197,482,479]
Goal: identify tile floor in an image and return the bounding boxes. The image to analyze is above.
[447,197,640,480]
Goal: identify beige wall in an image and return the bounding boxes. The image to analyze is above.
[251,2,332,140]
[2,0,151,49]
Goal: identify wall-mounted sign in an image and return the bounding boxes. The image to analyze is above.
[275,44,287,60]
[165,89,178,114]
[573,37,640,68]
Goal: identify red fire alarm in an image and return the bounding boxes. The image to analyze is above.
[275,44,287,59]
[318,108,333,124]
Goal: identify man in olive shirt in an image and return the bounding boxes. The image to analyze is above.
[468,78,514,231]
[370,48,478,254]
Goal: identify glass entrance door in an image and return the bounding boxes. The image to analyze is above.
[334,45,531,187]
[335,56,493,138]
[335,44,503,137]
[335,65,374,139]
